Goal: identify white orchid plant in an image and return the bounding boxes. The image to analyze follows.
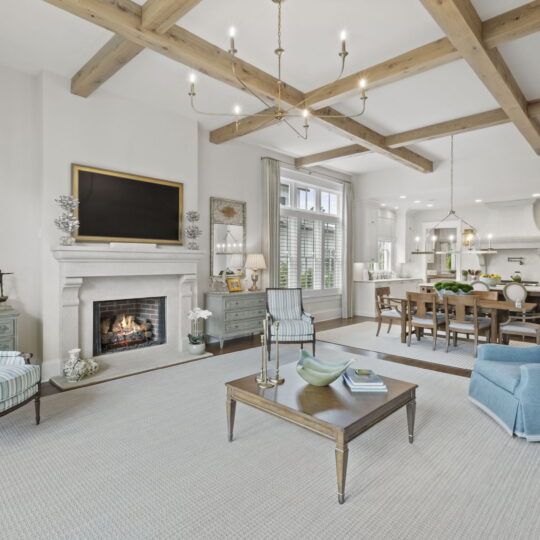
[188,307,212,345]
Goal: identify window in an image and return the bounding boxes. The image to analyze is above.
[280,183,290,206]
[321,191,338,214]
[279,177,342,292]
[378,241,393,272]
[297,186,316,211]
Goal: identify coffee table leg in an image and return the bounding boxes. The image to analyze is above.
[407,399,416,443]
[335,434,348,504]
[226,391,236,442]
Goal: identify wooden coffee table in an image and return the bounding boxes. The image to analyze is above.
[225,362,418,503]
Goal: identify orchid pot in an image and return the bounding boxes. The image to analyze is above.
[187,307,212,355]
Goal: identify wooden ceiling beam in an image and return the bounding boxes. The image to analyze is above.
[305,0,540,109]
[211,1,540,144]
[294,144,367,168]
[47,0,304,106]
[71,0,203,97]
[294,98,540,165]
[209,109,279,144]
[420,0,540,154]
[142,0,202,33]
[314,108,433,173]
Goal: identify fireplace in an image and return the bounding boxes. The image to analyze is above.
[93,296,166,356]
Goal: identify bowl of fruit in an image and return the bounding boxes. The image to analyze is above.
[479,274,501,287]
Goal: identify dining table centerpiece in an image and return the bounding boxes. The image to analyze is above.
[434,281,473,296]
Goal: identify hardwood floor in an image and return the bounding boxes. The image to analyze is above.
[41,315,469,397]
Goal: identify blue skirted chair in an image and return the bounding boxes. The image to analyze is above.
[266,288,315,357]
[0,351,41,424]
[469,344,540,441]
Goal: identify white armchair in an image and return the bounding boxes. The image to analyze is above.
[266,288,315,357]
[0,351,41,424]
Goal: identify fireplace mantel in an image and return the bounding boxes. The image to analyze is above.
[52,245,204,275]
[49,244,204,379]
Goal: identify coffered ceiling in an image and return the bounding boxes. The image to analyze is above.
[1,0,539,190]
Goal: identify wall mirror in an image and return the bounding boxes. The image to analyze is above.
[210,197,246,277]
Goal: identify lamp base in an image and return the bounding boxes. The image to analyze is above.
[248,272,260,292]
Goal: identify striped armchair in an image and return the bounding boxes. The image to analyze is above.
[266,288,315,357]
[0,351,41,424]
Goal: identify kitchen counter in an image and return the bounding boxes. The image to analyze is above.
[354,277,424,283]
[419,282,540,293]
[354,278,423,317]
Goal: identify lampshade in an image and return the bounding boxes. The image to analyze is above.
[245,253,267,270]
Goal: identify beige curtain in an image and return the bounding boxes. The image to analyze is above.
[261,157,281,288]
[342,181,354,318]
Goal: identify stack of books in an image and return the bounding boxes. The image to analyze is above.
[343,368,388,393]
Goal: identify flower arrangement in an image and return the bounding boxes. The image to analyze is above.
[185,210,202,250]
[187,307,212,345]
[54,195,80,246]
[434,281,473,294]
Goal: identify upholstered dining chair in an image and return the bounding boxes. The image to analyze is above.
[443,295,491,357]
[470,280,490,291]
[266,288,315,357]
[406,292,445,350]
[0,351,41,424]
[502,282,528,304]
[374,287,404,336]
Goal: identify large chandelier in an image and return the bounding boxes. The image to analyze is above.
[412,135,480,255]
[187,0,368,139]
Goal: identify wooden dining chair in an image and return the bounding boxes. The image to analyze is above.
[406,292,444,350]
[443,295,491,357]
[469,290,498,301]
[374,287,404,336]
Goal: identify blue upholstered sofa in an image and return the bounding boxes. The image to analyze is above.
[469,344,540,442]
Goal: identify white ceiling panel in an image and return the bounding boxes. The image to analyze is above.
[335,59,500,135]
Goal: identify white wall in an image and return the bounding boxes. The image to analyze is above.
[1,65,349,380]
[0,65,42,356]
[197,129,347,322]
[406,203,540,281]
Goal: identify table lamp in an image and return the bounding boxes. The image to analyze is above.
[245,253,266,292]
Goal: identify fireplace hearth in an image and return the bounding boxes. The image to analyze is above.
[93,297,166,356]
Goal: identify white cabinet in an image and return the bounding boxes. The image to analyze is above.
[356,202,379,262]
[353,279,422,317]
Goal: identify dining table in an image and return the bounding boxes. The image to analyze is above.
[388,296,536,344]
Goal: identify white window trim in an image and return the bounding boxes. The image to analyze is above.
[280,176,343,292]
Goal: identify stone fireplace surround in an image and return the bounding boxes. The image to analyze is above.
[50,245,205,386]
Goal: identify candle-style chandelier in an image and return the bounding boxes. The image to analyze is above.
[188,0,368,140]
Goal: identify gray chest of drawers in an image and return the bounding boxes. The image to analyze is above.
[205,291,265,348]
[0,307,20,352]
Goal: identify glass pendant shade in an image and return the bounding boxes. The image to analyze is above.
[462,228,476,249]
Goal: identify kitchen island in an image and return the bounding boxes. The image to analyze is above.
[354,278,423,317]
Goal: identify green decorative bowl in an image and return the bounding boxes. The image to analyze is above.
[296,350,353,387]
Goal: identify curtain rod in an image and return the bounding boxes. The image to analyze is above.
[261,156,352,185]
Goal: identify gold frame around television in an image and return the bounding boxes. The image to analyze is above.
[72,164,184,245]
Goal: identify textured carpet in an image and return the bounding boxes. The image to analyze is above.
[317,321,533,370]
[1,343,539,539]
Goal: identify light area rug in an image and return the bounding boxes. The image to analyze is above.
[1,343,539,540]
[317,321,532,371]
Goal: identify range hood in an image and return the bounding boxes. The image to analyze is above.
[480,199,540,250]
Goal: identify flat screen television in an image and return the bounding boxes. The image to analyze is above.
[72,164,183,244]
